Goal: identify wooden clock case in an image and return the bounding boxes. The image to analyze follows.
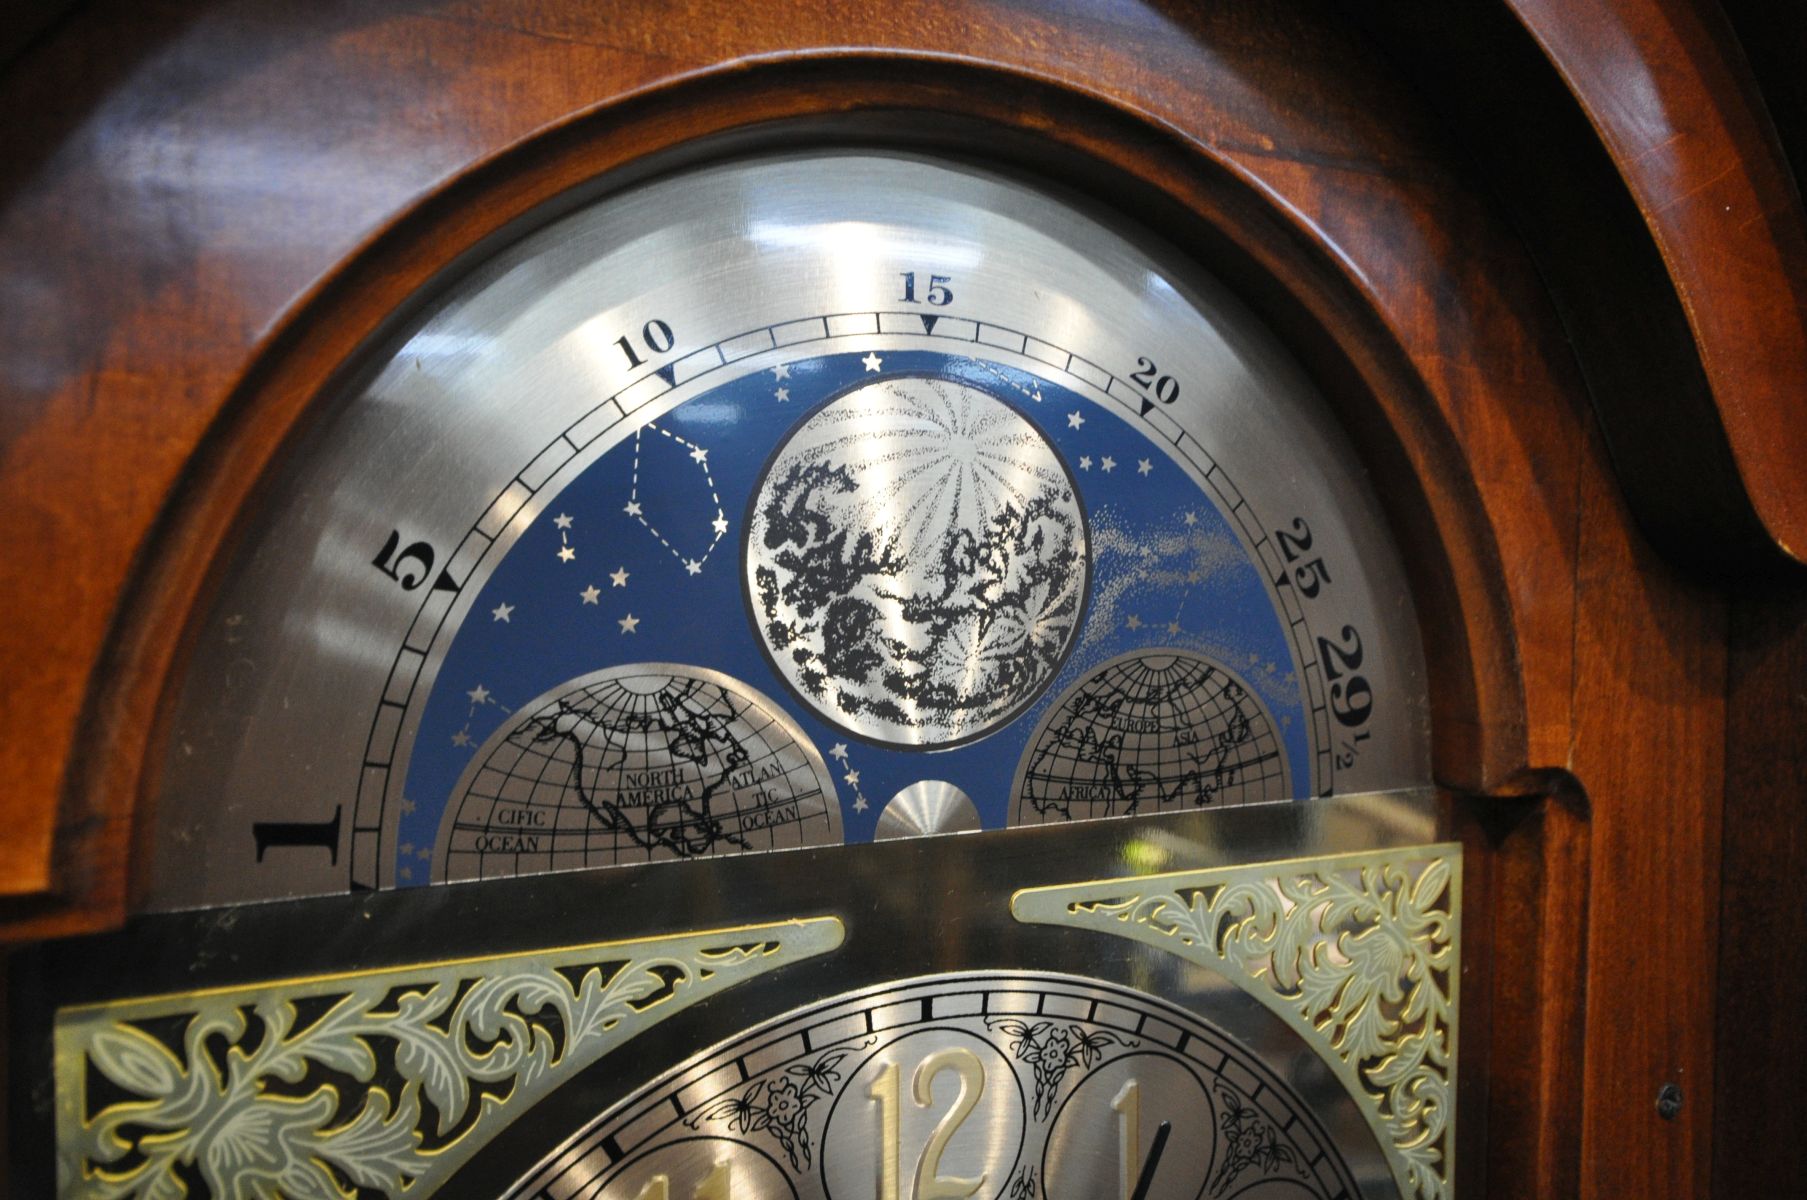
[2,2,1804,1195]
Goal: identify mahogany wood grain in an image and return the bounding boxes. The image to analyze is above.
[1506,0,1807,568]
[1568,434,1726,1199]
[1715,587,1807,1193]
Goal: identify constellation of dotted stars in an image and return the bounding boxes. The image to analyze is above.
[624,421,728,575]
[967,357,1044,404]
[450,682,512,750]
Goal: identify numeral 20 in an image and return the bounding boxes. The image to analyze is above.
[1128,356,1180,405]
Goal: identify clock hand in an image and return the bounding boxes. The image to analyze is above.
[1128,1119,1172,1200]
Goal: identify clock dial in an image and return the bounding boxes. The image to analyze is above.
[146,149,1430,909]
[502,974,1389,1200]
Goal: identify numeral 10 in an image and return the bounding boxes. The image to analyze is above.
[615,318,675,368]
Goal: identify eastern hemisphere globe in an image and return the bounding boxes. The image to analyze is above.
[1012,650,1291,822]
[745,373,1089,746]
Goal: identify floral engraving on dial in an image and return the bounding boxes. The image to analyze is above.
[505,973,1368,1200]
[985,1017,1137,1119]
[688,1043,873,1171]
[53,919,843,1200]
[1013,845,1461,1200]
[1212,1083,1310,1196]
[746,374,1088,747]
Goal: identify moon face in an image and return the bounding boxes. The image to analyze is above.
[746,374,1089,746]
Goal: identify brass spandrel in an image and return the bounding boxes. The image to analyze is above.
[53,917,844,1199]
[1012,844,1460,1200]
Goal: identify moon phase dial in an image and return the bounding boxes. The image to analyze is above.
[145,150,1431,908]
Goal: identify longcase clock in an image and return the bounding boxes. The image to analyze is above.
[3,3,1805,1198]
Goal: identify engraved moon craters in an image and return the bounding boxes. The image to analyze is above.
[746,375,1088,747]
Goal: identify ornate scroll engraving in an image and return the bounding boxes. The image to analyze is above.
[55,918,843,1199]
[1012,844,1461,1200]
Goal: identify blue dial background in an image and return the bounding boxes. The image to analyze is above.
[397,351,1308,883]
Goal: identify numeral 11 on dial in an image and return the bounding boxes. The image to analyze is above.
[632,1161,731,1200]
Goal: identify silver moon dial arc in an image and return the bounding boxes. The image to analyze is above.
[147,150,1432,909]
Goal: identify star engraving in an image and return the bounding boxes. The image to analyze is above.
[1126,614,1143,630]
[609,566,630,587]
[684,559,703,576]
[1184,511,1198,526]
[862,352,883,372]
[1101,456,1117,473]
[580,584,600,604]
[774,387,790,402]
[1067,411,1085,430]
[450,729,473,748]
[624,421,728,571]
[1137,458,1153,476]
[557,544,576,562]
[466,684,490,704]
[491,602,514,622]
[772,363,791,380]
[830,743,849,761]
[618,613,640,634]
[1079,456,1093,470]
[553,513,574,529]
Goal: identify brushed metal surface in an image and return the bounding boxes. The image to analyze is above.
[15,789,1445,1197]
[504,973,1392,1200]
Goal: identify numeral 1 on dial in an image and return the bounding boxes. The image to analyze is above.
[1112,1078,1141,1200]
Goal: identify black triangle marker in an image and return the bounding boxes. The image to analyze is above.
[920,314,940,335]
[654,363,677,388]
[1139,397,1155,417]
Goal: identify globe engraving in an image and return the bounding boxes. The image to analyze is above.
[437,664,840,879]
[746,374,1089,746]
[1012,651,1289,822]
